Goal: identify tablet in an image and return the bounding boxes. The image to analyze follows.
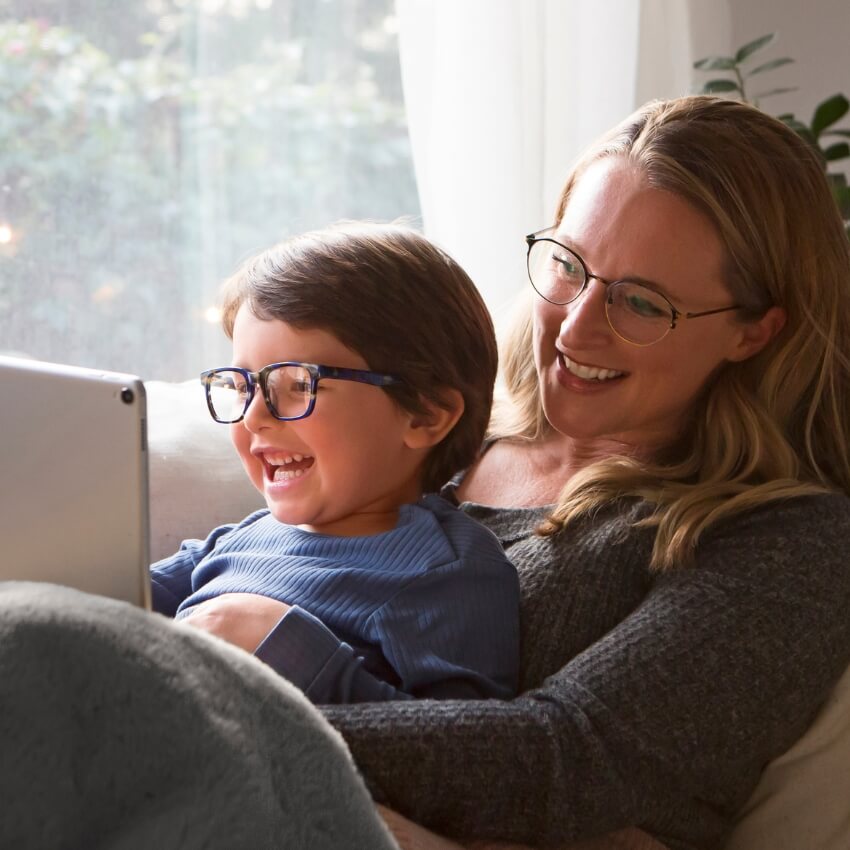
[0,355,151,607]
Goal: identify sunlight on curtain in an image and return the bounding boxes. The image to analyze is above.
[397,0,701,330]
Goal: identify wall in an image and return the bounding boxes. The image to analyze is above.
[689,0,850,182]
[728,0,849,126]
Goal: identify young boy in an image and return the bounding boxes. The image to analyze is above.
[150,222,519,704]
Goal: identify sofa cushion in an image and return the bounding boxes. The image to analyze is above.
[724,659,850,849]
[145,380,263,563]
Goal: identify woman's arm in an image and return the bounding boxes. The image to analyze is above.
[322,494,850,849]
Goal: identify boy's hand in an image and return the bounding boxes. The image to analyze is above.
[182,593,291,653]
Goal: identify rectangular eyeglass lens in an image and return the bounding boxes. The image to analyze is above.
[209,371,247,421]
[266,364,313,419]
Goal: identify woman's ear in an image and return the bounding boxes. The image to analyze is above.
[403,389,465,450]
[728,306,787,362]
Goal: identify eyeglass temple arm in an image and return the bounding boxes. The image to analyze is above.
[316,365,401,387]
[683,304,742,319]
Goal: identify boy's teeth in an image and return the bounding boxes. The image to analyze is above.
[267,453,309,466]
[563,355,623,381]
[266,453,314,481]
[273,468,305,481]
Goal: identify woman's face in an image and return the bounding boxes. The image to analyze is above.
[533,156,753,454]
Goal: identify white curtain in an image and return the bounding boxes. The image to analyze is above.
[397,0,729,326]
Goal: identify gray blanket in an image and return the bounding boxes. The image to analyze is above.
[0,582,400,850]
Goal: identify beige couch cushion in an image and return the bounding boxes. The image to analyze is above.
[724,660,850,849]
[145,379,263,563]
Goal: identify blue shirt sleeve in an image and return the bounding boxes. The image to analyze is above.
[149,510,267,616]
[256,606,413,702]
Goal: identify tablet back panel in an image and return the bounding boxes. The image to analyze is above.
[0,356,151,608]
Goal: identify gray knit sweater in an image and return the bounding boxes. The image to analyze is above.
[322,492,850,850]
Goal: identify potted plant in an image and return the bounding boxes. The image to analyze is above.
[694,33,850,236]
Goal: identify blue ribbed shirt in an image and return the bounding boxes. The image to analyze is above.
[150,494,519,704]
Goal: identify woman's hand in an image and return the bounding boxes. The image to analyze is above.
[182,593,291,653]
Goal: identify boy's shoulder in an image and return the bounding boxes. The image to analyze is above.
[210,508,282,547]
[414,492,474,527]
[413,494,508,559]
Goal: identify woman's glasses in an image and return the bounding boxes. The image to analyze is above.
[525,229,742,346]
[200,362,402,424]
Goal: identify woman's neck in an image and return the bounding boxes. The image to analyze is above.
[456,431,642,509]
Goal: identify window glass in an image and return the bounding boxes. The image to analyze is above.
[0,0,419,379]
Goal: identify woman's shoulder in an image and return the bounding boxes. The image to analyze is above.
[711,491,850,541]
[691,491,850,590]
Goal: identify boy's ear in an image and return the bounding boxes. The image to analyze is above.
[403,389,465,450]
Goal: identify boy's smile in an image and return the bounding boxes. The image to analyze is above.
[258,451,315,483]
[229,304,427,537]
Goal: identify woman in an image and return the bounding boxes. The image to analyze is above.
[2,95,850,850]
[321,95,850,849]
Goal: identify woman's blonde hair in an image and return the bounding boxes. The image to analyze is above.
[494,95,850,569]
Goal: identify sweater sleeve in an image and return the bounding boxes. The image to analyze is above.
[321,495,850,849]
[255,549,519,704]
[149,510,267,616]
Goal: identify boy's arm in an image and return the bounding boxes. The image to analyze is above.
[255,606,417,702]
[149,519,249,616]
[254,545,520,704]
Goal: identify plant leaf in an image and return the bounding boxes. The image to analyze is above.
[752,87,798,100]
[779,116,807,133]
[746,57,794,76]
[782,118,818,149]
[812,94,850,136]
[823,142,850,162]
[693,55,737,71]
[822,130,850,139]
[828,172,848,189]
[831,183,850,218]
[701,79,741,94]
[735,33,776,63]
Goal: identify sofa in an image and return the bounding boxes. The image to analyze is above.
[146,379,850,850]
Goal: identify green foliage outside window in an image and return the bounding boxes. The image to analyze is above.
[0,0,418,379]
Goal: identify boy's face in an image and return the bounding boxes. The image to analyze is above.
[229,305,425,536]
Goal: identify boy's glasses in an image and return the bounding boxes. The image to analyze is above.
[200,362,402,424]
[525,229,742,346]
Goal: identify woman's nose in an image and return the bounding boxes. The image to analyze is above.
[557,278,612,347]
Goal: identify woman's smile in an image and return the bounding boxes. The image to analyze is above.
[558,352,626,383]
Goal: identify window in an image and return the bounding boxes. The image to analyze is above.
[0,0,420,379]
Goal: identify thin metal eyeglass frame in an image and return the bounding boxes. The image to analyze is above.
[525,229,742,346]
[200,362,403,424]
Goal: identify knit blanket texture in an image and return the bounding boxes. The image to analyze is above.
[0,581,399,850]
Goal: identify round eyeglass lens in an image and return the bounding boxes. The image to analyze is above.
[527,239,586,305]
[265,364,314,419]
[606,281,674,345]
[208,370,250,422]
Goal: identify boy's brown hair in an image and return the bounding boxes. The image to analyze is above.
[220,221,497,492]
